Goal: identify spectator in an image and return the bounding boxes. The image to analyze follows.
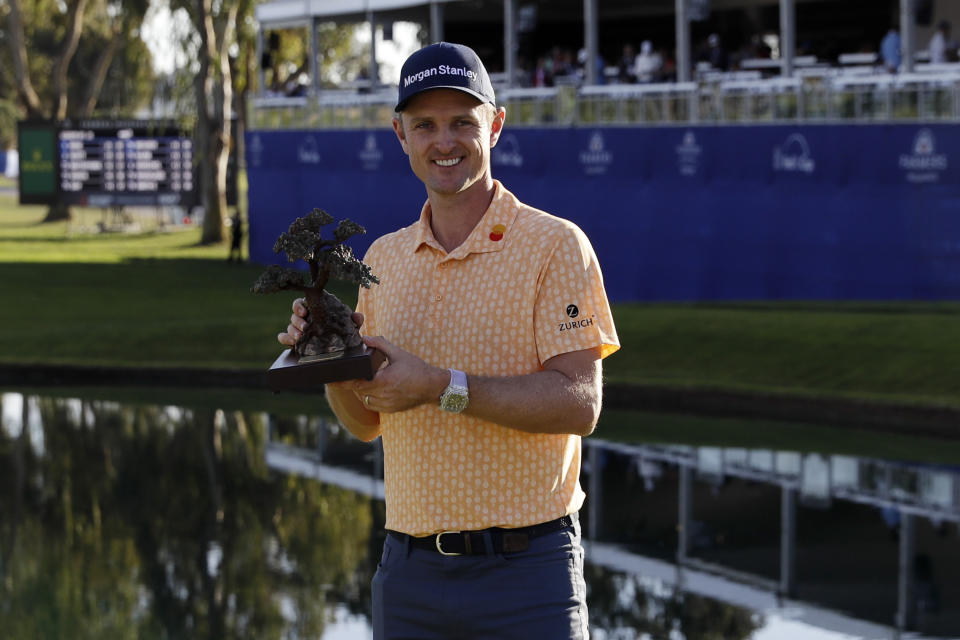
[534,55,552,87]
[659,51,677,82]
[707,33,729,71]
[551,47,576,80]
[618,43,637,83]
[634,40,663,83]
[577,47,607,85]
[227,213,244,262]
[881,26,902,72]
[929,20,953,63]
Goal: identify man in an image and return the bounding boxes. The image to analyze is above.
[634,40,663,83]
[279,42,619,639]
[881,26,902,73]
[227,212,244,262]
[929,21,953,64]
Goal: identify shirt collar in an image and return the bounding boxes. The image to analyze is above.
[411,180,520,259]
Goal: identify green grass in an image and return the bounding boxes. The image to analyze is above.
[0,196,339,369]
[1,193,958,413]
[605,302,960,408]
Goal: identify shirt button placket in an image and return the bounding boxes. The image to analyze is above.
[433,259,447,321]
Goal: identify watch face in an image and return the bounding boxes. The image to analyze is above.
[441,389,469,413]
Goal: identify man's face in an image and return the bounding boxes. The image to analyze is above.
[393,89,504,198]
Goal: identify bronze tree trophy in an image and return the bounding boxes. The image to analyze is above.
[253,208,383,392]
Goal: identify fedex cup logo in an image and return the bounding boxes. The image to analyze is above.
[773,134,815,174]
[297,136,321,164]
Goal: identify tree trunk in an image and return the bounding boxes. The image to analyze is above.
[198,410,225,639]
[42,201,72,223]
[200,126,228,244]
[5,0,44,117]
[52,0,91,121]
[194,0,237,245]
[1,396,30,585]
[78,27,121,117]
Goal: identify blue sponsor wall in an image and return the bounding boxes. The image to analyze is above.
[246,124,960,302]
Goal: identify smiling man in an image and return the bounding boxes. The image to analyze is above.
[280,42,619,640]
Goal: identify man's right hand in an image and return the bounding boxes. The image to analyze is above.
[277,297,309,346]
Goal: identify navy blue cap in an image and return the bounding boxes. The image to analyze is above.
[395,42,496,112]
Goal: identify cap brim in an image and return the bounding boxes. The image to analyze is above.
[395,86,495,112]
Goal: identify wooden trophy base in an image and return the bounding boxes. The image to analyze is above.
[267,345,385,392]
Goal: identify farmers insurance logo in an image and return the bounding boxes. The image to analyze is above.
[675,131,701,176]
[492,134,524,167]
[900,128,948,183]
[297,135,321,164]
[773,133,815,174]
[358,133,383,170]
[579,131,613,175]
[558,304,595,332]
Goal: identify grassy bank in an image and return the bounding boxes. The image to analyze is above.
[1,194,958,412]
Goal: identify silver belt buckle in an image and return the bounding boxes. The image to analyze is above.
[435,531,463,556]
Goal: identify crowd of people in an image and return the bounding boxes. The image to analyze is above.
[525,40,678,88]
[261,18,960,98]
[882,20,958,72]
[517,21,960,91]
[517,30,806,89]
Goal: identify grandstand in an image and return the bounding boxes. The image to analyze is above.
[246,0,960,303]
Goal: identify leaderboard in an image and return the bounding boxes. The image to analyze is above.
[57,120,195,207]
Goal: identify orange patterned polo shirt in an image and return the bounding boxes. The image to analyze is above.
[356,181,619,536]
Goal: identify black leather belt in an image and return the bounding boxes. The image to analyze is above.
[388,514,577,556]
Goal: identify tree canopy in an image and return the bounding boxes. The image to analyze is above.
[2,0,153,121]
[1,0,154,219]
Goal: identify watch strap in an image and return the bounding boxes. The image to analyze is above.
[448,368,467,391]
[439,368,469,413]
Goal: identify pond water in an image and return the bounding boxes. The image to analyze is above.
[1,390,958,639]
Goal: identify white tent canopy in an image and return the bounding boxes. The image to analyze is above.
[255,0,460,30]
[256,0,459,94]
[254,0,920,94]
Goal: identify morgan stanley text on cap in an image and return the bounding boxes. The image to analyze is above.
[395,42,496,111]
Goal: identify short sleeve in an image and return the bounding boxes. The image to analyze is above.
[355,242,381,336]
[533,224,620,365]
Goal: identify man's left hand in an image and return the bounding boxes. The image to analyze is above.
[352,336,448,414]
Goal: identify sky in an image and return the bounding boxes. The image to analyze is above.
[140,3,193,76]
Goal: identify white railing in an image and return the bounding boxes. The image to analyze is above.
[250,71,960,129]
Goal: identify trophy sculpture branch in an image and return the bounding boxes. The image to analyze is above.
[253,209,379,361]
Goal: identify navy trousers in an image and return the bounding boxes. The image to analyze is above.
[372,518,588,640]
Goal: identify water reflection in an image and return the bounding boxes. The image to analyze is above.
[583,441,960,639]
[0,392,379,639]
[2,391,959,639]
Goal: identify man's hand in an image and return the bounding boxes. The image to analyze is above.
[277,297,363,346]
[277,297,309,346]
[351,336,448,414]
